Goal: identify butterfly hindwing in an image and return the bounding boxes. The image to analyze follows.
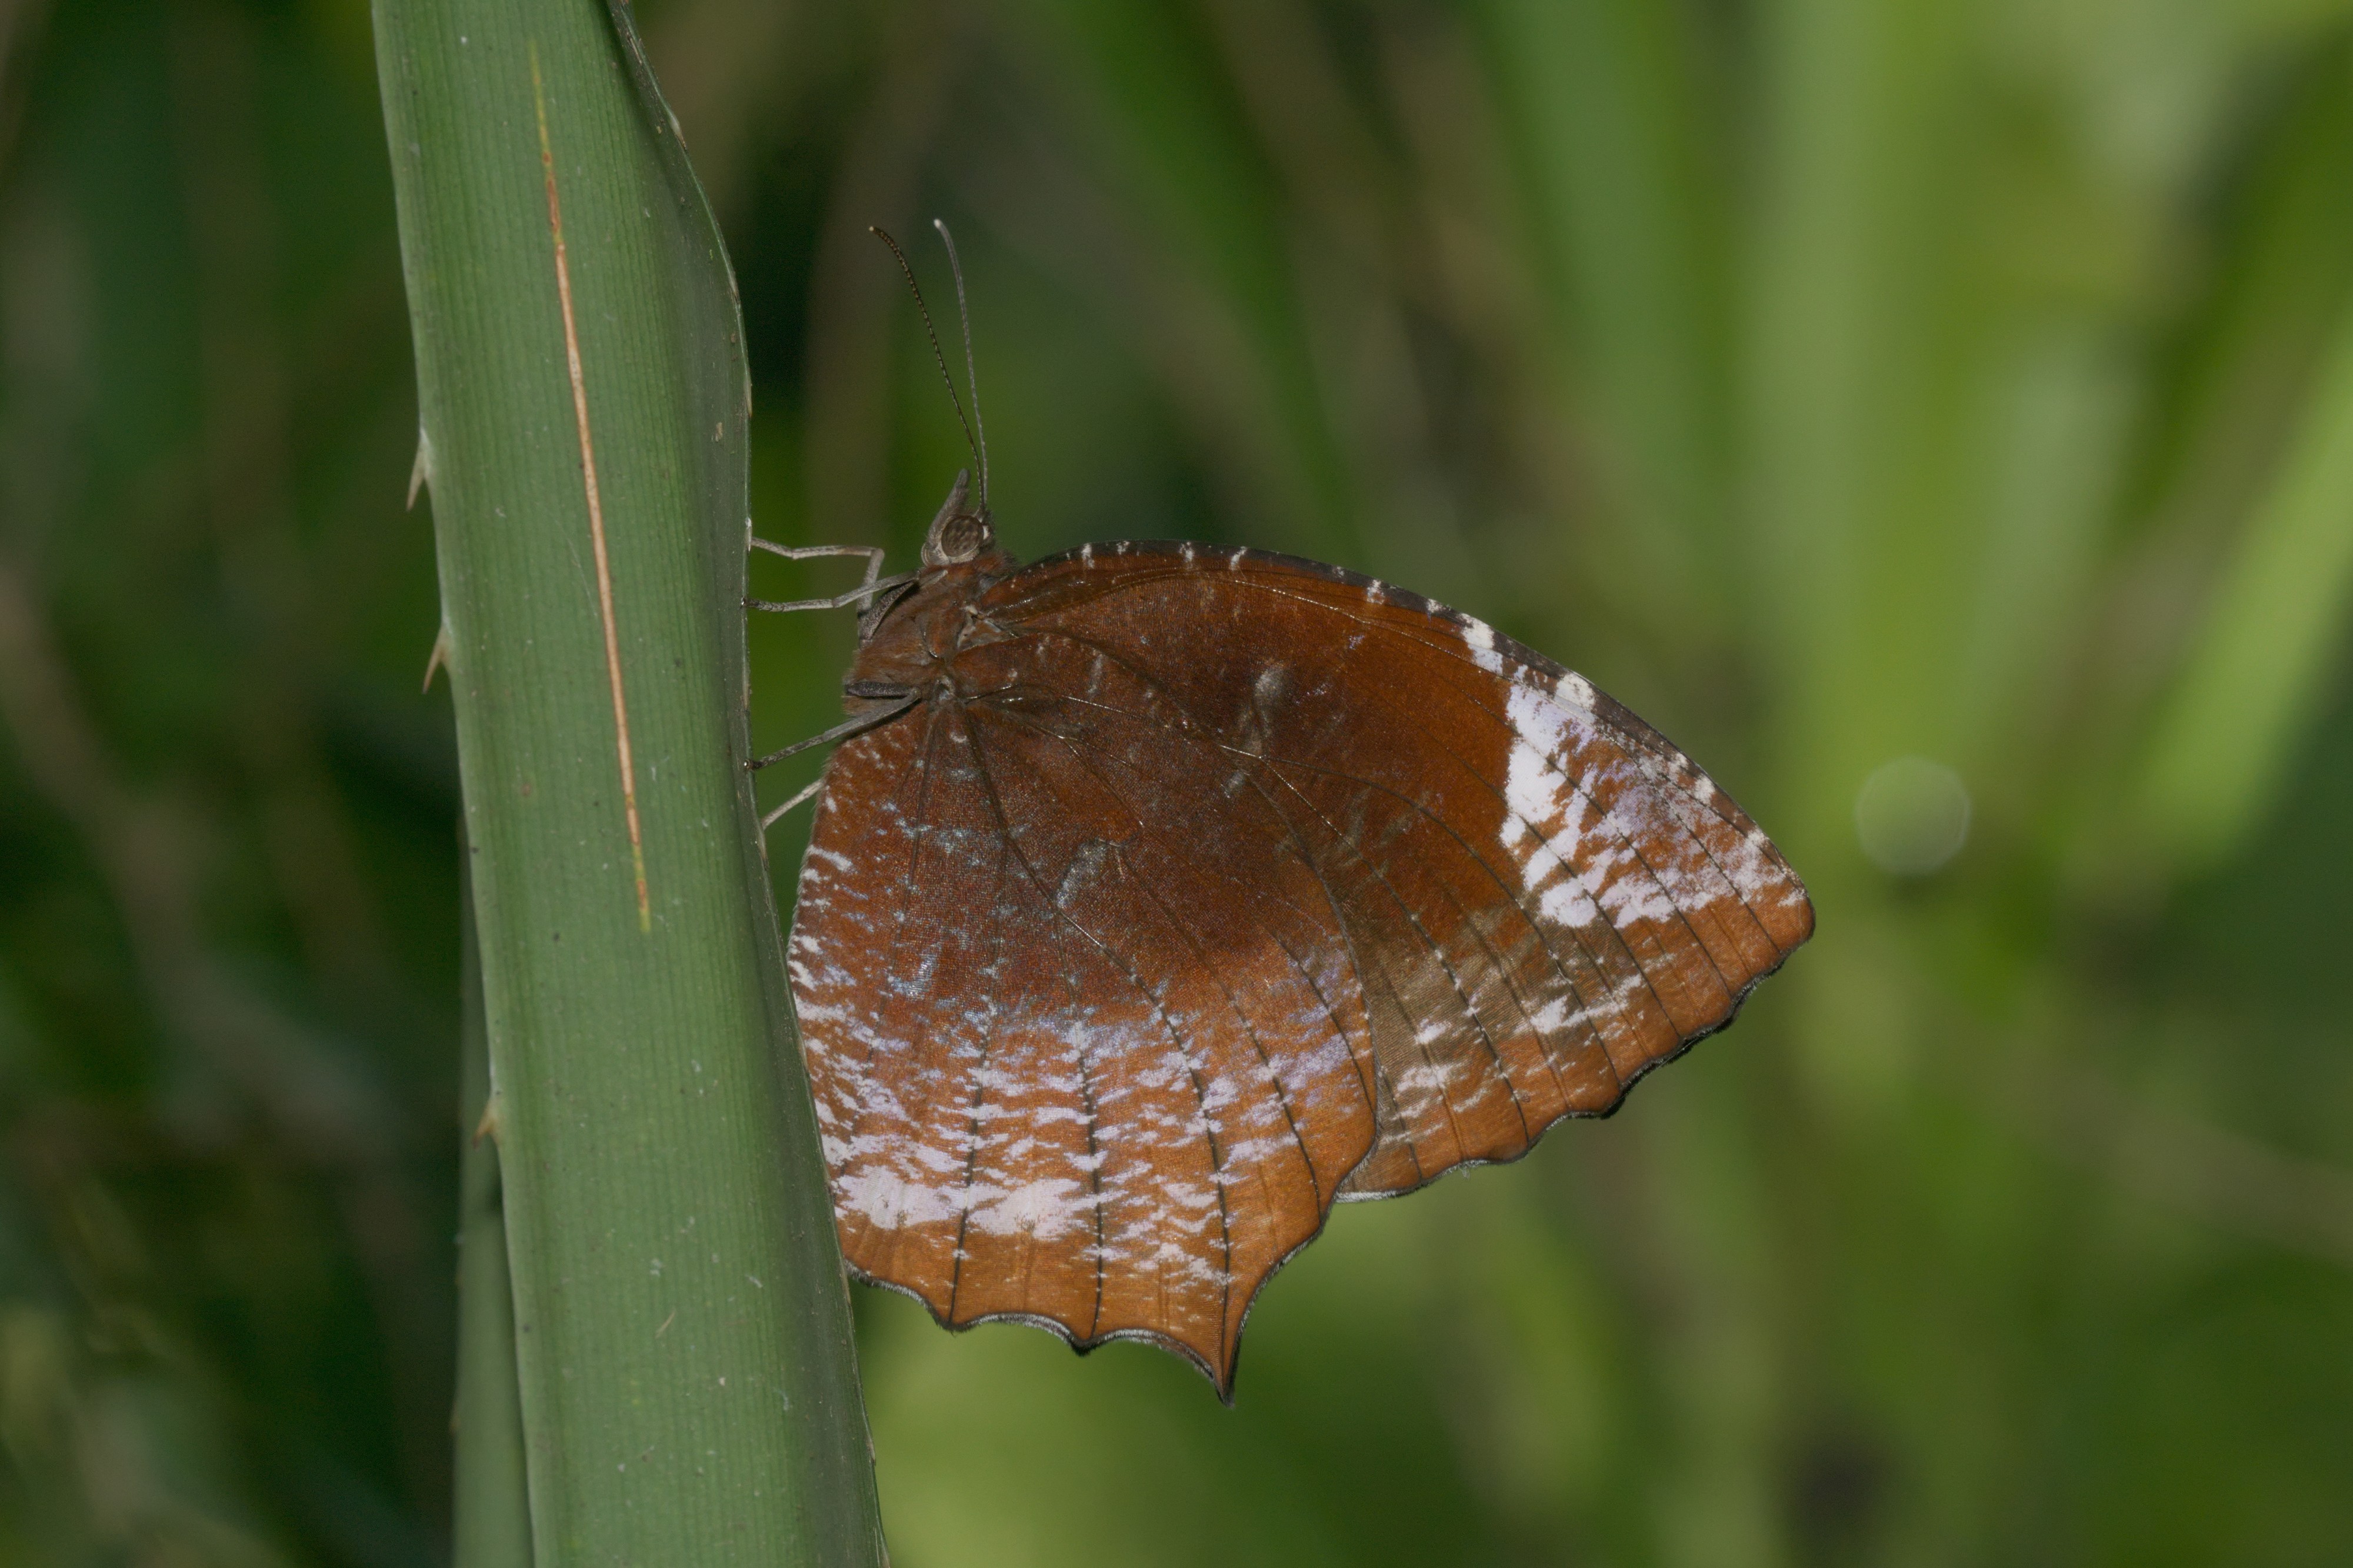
[792,635,1379,1391]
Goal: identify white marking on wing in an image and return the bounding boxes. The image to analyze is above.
[970,1177,1091,1238]
[1462,616,1504,674]
[836,1167,957,1231]
[1529,995,1577,1036]
[1501,682,1572,850]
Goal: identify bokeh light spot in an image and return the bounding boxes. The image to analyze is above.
[1854,756,1971,875]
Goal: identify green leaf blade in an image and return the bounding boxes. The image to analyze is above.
[372,0,884,1559]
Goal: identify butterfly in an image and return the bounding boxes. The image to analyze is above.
[751,226,1812,1398]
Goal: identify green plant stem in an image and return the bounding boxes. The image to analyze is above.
[372,0,884,1560]
[454,849,532,1568]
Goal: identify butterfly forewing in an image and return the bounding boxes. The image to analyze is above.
[789,541,1812,1391]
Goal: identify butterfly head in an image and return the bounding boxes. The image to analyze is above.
[920,467,996,569]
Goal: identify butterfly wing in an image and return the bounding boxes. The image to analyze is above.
[788,541,1812,1391]
[790,667,1380,1393]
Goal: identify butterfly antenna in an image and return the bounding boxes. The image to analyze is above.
[870,226,983,495]
[933,219,988,508]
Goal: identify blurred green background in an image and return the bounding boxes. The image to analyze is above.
[5,0,2353,1562]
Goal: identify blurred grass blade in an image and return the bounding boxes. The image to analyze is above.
[1478,0,1729,601]
[1009,0,1359,558]
[2137,295,2353,866]
[454,851,530,1568]
[371,0,884,1560]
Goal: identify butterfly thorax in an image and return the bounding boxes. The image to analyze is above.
[839,469,1024,718]
[841,548,1020,718]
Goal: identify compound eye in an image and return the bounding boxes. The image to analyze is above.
[933,510,988,563]
[918,469,991,568]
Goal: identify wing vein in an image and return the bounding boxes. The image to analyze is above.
[957,709,1238,1354]
[999,712,1365,1206]
[945,832,1016,1322]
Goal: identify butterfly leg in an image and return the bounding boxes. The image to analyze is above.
[744,538,923,822]
[746,702,918,774]
[750,537,884,579]
[747,702,916,822]
[759,773,826,830]
[746,538,911,615]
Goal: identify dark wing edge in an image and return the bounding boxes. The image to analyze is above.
[836,1261,1253,1402]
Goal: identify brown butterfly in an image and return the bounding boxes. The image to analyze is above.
[751,226,1812,1398]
